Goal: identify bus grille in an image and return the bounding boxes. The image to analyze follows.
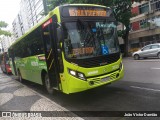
[89,72,117,85]
[68,53,120,68]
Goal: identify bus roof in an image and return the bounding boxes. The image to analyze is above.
[9,4,108,48]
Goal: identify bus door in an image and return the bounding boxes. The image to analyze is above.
[42,15,61,89]
[8,49,17,75]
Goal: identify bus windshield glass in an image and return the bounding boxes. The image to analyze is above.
[63,20,120,59]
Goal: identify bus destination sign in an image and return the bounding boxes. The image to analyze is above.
[62,6,108,17]
[69,7,107,17]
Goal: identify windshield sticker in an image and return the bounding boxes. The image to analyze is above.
[96,22,116,28]
[92,28,97,33]
[101,45,109,55]
[72,47,94,55]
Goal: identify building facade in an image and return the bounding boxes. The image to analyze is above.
[1,0,45,52]
[12,0,45,39]
[0,36,12,53]
[129,0,160,52]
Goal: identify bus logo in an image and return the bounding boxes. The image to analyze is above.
[42,18,52,28]
[87,70,98,75]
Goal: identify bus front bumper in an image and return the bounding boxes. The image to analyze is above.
[67,67,124,94]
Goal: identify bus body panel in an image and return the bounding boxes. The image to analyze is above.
[15,55,47,85]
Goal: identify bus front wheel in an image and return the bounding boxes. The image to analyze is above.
[44,74,54,94]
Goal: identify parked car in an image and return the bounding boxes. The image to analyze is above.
[132,43,160,60]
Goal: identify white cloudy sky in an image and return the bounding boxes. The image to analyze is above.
[0,0,21,29]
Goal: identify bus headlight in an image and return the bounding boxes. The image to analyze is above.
[68,69,86,80]
[119,62,123,71]
[77,73,85,80]
[69,70,76,76]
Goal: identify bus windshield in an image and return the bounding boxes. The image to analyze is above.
[63,20,120,59]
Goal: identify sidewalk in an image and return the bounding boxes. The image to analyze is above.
[0,71,84,120]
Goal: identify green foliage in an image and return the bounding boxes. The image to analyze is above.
[47,0,68,12]
[113,0,132,28]
[68,0,112,6]
[0,21,8,28]
[0,21,11,37]
[0,29,11,36]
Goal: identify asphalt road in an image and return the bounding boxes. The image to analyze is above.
[7,57,160,120]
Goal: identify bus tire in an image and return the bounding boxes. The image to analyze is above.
[44,74,54,94]
[18,70,23,83]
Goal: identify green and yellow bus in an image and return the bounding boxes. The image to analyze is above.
[8,4,124,94]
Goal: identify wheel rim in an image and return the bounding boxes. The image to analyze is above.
[135,55,138,60]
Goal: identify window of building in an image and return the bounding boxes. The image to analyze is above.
[36,5,43,15]
[35,0,42,7]
[139,3,149,14]
[151,0,160,11]
[140,19,149,28]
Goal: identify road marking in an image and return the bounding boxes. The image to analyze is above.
[131,86,160,92]
[132,59,160,62]
[151,68,160,70]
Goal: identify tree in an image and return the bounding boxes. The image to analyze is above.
[113,0,132,57]
[113,0,143,56]
[0,21,11,36]
[43,0,68,15]
[0,21,11,53]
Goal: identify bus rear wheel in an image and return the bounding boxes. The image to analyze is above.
[44,74,54,94]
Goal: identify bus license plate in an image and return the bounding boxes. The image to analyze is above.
[101,76,110,82]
